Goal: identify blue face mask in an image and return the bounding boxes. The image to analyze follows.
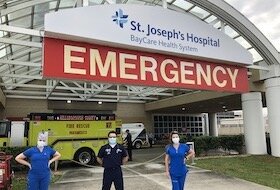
[108,137,117,145]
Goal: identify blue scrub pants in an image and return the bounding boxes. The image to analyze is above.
[102,167,123,190]
[170,174,187,190]
[27,173,51,190]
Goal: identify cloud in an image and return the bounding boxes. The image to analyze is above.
[225,0,280,51]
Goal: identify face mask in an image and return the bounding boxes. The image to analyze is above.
[108,137,117,145]
[172,137,180,144]
[37,140,46,148]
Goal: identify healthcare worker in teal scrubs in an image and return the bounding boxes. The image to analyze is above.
[15,133,61,190]
[165,131,195,190]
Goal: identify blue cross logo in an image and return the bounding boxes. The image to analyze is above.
[112,9,128,28]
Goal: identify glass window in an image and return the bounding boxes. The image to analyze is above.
[169,122,172,127]
[153,114,205,137]
[168,116,172,121]
[235,36,251,49]
[189,6,210,19]
[59,0,76,8]
[173,0,193,10]
[213,21,221,29]
[224,25,239,38]
[177,116,181,121]
[9,15,32,28]
[248,48,263,62]
[155,128,158,134]
[204,15,217,24]
[0,45,6,59]
[168,128,173,133]
[89,0,104,4]
[154,116,158,121]
[0,122,8,137]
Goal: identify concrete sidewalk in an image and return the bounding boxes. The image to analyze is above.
[50,162,276,190]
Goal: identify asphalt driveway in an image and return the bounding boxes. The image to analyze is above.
[50,147,276,190]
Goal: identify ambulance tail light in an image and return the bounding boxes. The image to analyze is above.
[0,168,4,184]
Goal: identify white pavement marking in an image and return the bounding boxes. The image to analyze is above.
[124,166,170,190]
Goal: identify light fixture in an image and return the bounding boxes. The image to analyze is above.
[222,105,226,109]
[67,100,71,104]
[98,101,103,105]
[182,107,186,111]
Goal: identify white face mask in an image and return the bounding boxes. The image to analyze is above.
[37,141,46,148]
[108,137,117,145]
[172,137,180,144]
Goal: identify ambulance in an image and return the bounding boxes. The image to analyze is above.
[0,113,122,165]
[121,123,149,149]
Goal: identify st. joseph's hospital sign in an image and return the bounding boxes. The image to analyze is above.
[43,5,252,93]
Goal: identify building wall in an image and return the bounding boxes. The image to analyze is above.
[218,126,244,135]
[115,103,153,132]
[0,107,5,120]
[218,117,269,135]
[1,99,153,131]
[0,89,5,110]
[3,98,50,118]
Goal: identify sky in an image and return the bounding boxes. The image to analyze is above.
[222,1,276,116]
[225,0,280,52]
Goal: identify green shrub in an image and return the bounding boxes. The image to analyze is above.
[179,134,192,143]
[192,136,220,155]
[220,135,244,153]
[190,135,244,156]
[192,136,206,156]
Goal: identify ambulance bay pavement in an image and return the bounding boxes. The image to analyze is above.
[50,147,276,190]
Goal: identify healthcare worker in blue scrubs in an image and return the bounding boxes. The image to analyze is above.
[15,133,61,190]
[165,131,195,190]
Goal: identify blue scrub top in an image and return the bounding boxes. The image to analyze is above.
[23,146,56,176]
[166,143,190,176]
